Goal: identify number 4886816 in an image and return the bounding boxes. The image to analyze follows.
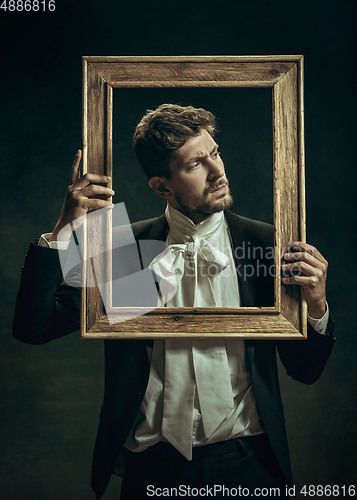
[0,0,55,11]
[300,485,355,497]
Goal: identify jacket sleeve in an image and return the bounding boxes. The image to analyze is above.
[277,314,335,384]
[12,242,81,344]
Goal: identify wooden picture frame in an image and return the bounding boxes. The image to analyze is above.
[81,55,306,339]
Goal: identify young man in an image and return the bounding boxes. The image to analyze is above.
[13,104,334,499]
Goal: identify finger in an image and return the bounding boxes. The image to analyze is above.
[291,241,327,264]
[283,251,326,271]
[71,172,112,191]
[73,184,114,199]
[76,197,114,211]
[282,275,321,287]
[85,199,114,212]
[282,261,317,277]
[71,150,82,185]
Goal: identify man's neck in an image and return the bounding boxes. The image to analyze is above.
[168,203,217,225]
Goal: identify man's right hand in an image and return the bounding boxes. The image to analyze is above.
[49,150,114,241]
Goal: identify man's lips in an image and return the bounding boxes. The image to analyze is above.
[210,183,228,194]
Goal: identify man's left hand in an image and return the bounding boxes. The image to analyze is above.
[282,242,328,319]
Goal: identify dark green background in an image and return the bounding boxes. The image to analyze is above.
[113,87,273,224]
[1,1,355,499]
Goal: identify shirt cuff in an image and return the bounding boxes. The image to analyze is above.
[39,233,70,250]
[307,302,329,335]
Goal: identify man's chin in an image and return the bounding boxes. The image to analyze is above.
[173,191,233,220]
[207,192,233,214]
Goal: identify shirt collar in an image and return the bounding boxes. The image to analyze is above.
[165,203,225,243]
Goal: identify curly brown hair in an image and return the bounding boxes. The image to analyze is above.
[133,103,217,179]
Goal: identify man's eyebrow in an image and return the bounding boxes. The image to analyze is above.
[186,144,219,164]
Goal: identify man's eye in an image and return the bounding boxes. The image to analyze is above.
[212,151,220,158]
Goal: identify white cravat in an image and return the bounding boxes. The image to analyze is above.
[148,205,241,459]
[124,205,266,460]
[149,238,231,309]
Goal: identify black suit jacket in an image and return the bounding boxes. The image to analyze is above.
[13,211,335,499]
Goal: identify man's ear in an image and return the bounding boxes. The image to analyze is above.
[149,176,173,200]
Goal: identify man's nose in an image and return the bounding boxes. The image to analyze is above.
[207,159,224,180]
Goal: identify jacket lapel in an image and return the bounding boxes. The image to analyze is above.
[147,214,169,242]
[224,210,257,307]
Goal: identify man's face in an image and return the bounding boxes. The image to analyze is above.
[166,129,233,222]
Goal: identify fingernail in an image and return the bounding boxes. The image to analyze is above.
[282,277,289,283]
[293,241,300,245]
[282,264,287,270]
[109,190,115,195]
[105,176,111,181]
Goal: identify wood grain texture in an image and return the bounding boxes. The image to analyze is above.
[83,55,303,63]
[273,62,306,335]
[87,61,295,88]
[81,59,88,338]
[82,62,112,335]
[298,57,308,337]
[82,310,302,339]
[82,55,306,339]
